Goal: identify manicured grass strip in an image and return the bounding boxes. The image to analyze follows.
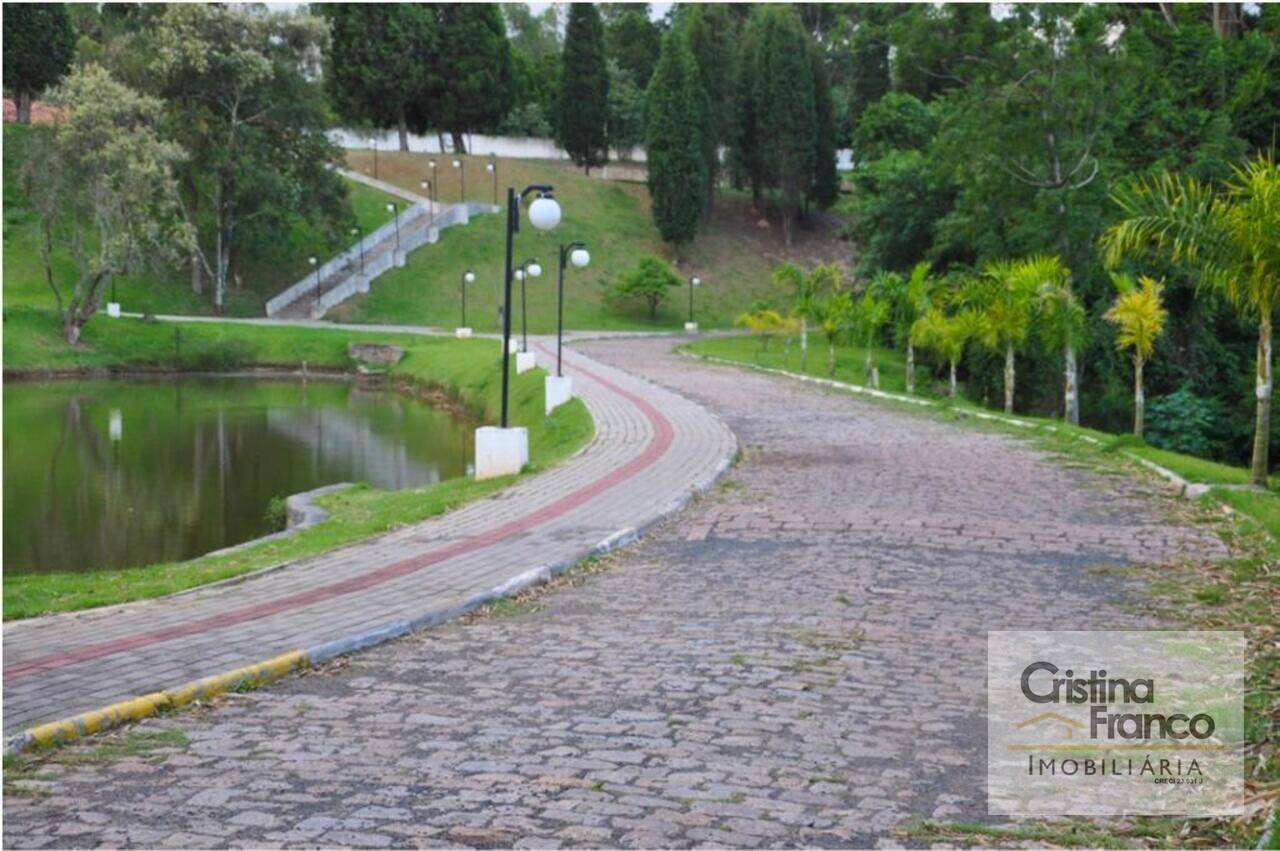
[687,333,923,396]
[3,310,593,619]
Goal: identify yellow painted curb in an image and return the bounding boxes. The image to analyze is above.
[7,650,308,756]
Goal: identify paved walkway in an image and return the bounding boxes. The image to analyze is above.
[2,338,736,735]
[2,337,1227,848]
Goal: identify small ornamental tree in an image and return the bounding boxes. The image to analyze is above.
[969,260,1038,414]
[24,66,191,344]
[2,4,75,123]
[559,3,609,173]
[611,255,682,319]
[645,29,707,253]
[1105,273,1168,437]
[855,291,891,388]
[1028,255,1085,424]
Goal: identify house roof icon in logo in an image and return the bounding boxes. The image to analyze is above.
[1016,712,1086,739]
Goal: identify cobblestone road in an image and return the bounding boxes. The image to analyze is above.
[2,336,1225,849]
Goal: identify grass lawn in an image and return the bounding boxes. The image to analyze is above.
[2,124,399,319]
[3,309,593,619]
[332,150,849,332]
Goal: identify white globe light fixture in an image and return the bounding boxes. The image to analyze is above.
[570,248,590,268]
[528,194,561,231]
[692,275,702,286]
[464,271,476,285]
[452,159,461,169]
[527,262,543,278]
[514,269,525,282]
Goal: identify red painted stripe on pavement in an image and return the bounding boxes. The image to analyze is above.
[6,350,674,679]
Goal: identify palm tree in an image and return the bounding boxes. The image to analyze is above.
[910,307,978,398]
[876,262,937,394]
[779,262,839,372]
[856,291,891,388]
[1101,154,1280,485]
[1104,273,1168,437]
[817,290,855,377]
[968,261,1038,413]
[1027,255,1085,425]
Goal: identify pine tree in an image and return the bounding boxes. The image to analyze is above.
[809,41,839,210]
[2,3,75,124]
[436,4,513,153]
[320,5,436,150]
[682,4,736,212]
[753,6,816,246]
[645,29,707,252]
[559,3,610,173]
[730,12,768,206]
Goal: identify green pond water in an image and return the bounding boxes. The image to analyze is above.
[3,376,474,574]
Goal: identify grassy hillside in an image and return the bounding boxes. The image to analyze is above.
[332,150,850,332]
[3,309,592,618]
[2,124,399,318]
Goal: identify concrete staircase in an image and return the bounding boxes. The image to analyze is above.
[266,170,498,320]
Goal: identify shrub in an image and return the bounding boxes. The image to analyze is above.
[609,255,682,319]
[1145,386,1225,459]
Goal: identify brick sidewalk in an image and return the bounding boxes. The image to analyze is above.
[2,339,737,734]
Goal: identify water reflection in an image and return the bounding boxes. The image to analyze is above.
[3,377,474,574]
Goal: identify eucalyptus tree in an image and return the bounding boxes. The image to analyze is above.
[970,260,1039,414]
[1105,273,1168,437]
[1101,155,1280,484]
[1026,255,1085,424]
[22,65,191,344]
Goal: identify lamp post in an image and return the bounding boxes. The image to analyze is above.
[309,255,320,305]
[372,137,379,179]
[387,202,400,252]
[350,227,364,276]
[460,269,475,328]
[453,158,464,204]
[420,180,434,228]
[487,157,497,205]
[498,184,560,428]
[517,258,542,354]
[428,159,438,206]
[686,274,702,333]
[556,242,589,377]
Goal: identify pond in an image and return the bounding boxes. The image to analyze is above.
[3,376,475,575]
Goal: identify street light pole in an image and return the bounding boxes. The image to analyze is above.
[420,180,433,228]
[453,159,464,204]
[499,184,559,428]
[461,269,475,328]
[387,202,400,251]
[516,258,543,354]
[688,274,701,324]
[309,256,320,305]
[487,158,497,205]
[557,241,589,377]
[429,159,438,207]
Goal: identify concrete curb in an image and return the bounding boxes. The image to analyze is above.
[5,651,307,756]
[685,350,1212,501]
[5,350,738,759]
